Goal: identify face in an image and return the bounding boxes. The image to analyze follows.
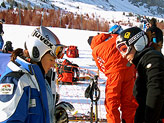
[125,46,136,64]
[41,52,56,74]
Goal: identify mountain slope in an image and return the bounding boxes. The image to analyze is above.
[53,0,164,18]
[0,0,163,19]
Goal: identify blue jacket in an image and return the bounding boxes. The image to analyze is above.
[0,57,54,123]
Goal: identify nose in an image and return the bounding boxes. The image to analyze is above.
[51,61,56,68]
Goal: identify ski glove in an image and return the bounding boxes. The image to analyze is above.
[55,106,68,123]
[56,101,75,112]
[55,101,75,123]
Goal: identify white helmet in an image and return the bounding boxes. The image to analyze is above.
[26,26,65,62]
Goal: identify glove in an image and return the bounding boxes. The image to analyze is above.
[55,101,75,123]
[56,101,75,112]
[55,107,68,123]
[55,106,68,123]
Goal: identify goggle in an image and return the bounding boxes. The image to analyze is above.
[116,41,132,57]
[50,45,66,59]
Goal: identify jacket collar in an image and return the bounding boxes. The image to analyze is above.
[132,47,153,67]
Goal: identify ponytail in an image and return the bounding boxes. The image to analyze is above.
[10,48,23,62]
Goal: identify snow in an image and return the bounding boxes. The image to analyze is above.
[51,0,164,19]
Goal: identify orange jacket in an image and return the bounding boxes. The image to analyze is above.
[91,33,130,76]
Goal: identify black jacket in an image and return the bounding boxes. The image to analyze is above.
[132,47,164,123]
[146,25,163,44]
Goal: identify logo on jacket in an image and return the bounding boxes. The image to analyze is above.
[0,83,14,95]
[29,99,36,107]
[97,57,105,72]
[146,63,152,69]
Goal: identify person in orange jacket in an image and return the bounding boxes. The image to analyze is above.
[88,25,138,123]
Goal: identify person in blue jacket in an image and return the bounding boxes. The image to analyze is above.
[0,26,74,123]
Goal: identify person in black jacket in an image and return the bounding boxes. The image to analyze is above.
[2,41,13,53]
[0,19,5,52]
[146,18,163,52]
[116,27,164,123]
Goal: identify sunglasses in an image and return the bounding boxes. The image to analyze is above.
[116,41,132,57]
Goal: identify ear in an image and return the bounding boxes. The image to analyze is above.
[157,41,163,49]
[24,49,30,57]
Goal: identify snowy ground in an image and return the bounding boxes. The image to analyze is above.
[1,24,164,122]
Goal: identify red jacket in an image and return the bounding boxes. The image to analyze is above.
[91,33,130,76]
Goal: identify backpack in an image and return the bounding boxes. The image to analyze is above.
[57,59,79,83]
[66,46,79,58]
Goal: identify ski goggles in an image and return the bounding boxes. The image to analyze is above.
[50,45,66,59]
[116,41,132,57]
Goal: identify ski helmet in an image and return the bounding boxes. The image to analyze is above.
[25,26,65,62]
[116,27,148,57]
[109,25,123,34]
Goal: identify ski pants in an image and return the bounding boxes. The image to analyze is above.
[0,35,4,49]
[105,68,138,123]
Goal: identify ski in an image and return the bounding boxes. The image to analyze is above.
[68,112,107,122]
[59,80,105,85]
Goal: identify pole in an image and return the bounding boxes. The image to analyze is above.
[41,9,44,26]
[19,4,21,25]
[90,99,93,123]
[94,75,99,123]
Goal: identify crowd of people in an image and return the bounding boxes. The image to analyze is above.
[0,17,163,123]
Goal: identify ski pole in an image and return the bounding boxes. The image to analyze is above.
[90,97,93,123]
[94,75,99,123]
[84,77,100,123]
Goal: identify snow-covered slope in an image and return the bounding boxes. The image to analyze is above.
[53,0,164,18]
[0,0,163,20]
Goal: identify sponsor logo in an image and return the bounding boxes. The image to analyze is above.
[146,63,152,69]
[0,83,14,95]
[29,99,36,107]
[124,32,131,39]
[32,30,53,49]
[97,57,105,72]
[128,31,144,45]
